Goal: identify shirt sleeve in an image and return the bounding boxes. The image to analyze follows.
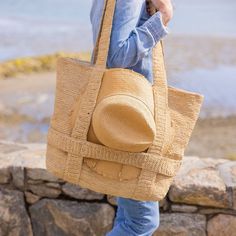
[107,0,169,68]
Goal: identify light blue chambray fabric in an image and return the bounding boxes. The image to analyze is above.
[106,197,160,236]
[90,0,169,84]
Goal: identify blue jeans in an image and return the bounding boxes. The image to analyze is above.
[106,196,160,236]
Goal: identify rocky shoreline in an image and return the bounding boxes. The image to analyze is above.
[0,52,91,79]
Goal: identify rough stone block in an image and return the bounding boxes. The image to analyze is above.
[154,213,206,236]
[29,199,115,236]
[24,191,42,204]
[26,168,62,182]
[62,182,104,200]
[218,161,236,209]
[10,166,25,190]
[207,214,236,236]
[169,156,230,208]
[27,183,61,198]
[171,204,198,213]
[198,207,236,215]
[0,187,33,236]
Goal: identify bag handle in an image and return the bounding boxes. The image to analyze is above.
[92,0,116,68]
[92,0,169,155]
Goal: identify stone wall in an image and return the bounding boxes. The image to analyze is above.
[0,140,236,236]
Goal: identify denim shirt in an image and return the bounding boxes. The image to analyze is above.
[90,0,169,85]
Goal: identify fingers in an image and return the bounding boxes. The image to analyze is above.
[147,0,173,25]
[159,4,173,25]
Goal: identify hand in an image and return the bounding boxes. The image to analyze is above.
[150,0,173,26]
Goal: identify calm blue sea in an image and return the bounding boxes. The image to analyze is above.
[0,0,236,117]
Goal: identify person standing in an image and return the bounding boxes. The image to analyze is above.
[90,0,173,235]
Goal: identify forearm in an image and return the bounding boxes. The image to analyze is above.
[107,10,169,68]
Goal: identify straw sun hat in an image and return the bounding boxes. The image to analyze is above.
[88,68,156,153]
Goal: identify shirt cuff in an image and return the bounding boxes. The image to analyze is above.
[141,11,169,43]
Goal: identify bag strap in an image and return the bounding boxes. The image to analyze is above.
[92,0,116,68]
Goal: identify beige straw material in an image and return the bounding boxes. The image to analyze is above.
[45,0,204,201]
[91,68,156,152]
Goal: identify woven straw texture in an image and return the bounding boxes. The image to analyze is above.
[89,67,157,152]
[46,0,204,201]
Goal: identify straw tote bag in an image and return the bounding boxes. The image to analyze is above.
[46,0,204,201]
